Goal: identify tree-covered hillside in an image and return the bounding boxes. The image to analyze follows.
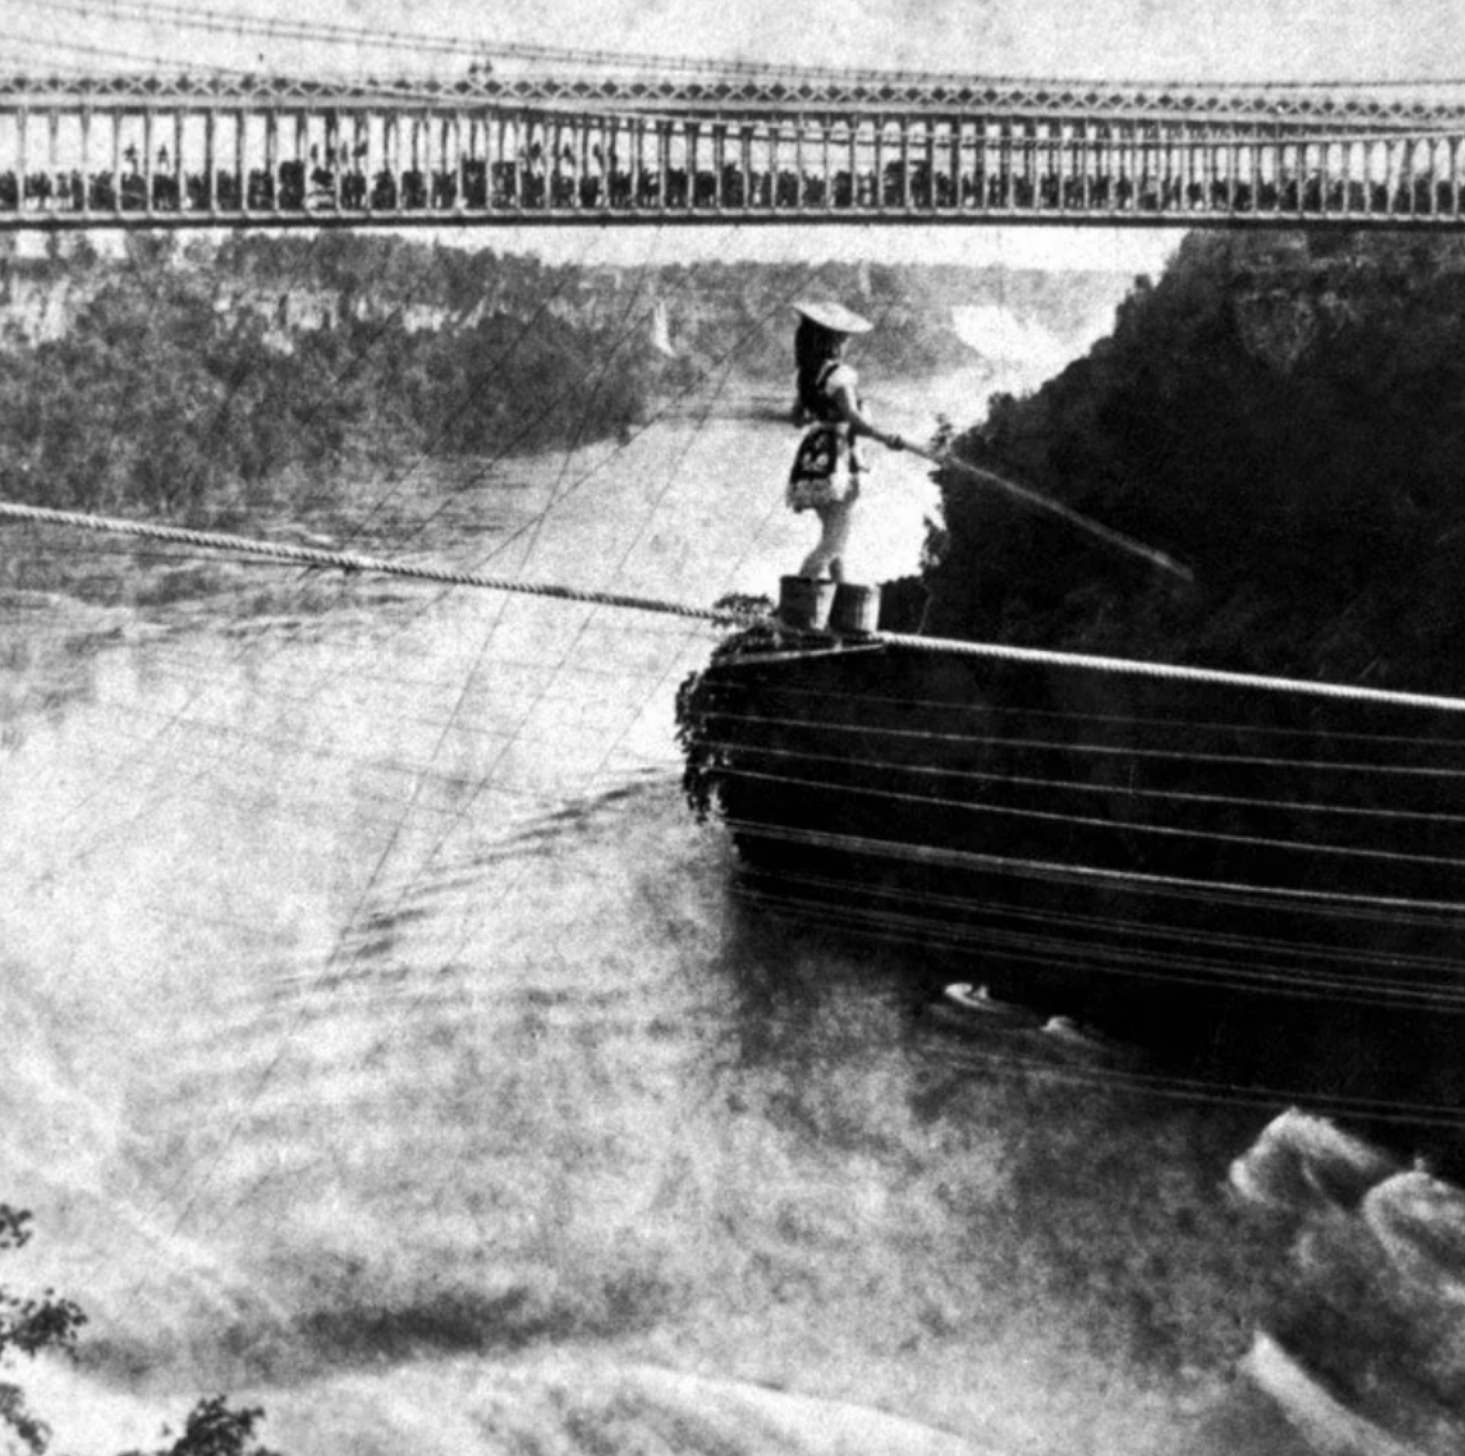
[925,231,1465,695]
[0,235,661,520]
[0,234,1094,523]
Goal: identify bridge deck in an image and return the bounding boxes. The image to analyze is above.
[2,74,1465,228]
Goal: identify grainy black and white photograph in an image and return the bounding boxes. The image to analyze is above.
[3,2,1465,1452]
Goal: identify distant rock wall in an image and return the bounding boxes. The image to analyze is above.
[0,248,1130,378]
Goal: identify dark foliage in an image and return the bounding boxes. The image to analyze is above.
[0,1202,278,1456]
[925,231,1465,695]
[0,1204,86,1456]
[0,237,660,522]
[118,1397,280,1456]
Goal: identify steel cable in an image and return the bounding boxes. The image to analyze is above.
[735,678,1465,755]
[745,862,1465,980]
[718,758,1465,873]
[695,701,1465,778]
[722,817,1465,922]
[734,883,1465,1010]
[697,734,1465,829]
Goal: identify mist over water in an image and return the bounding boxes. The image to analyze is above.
[1,387,1459,1454]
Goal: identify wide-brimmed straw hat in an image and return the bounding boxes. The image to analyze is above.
[792,300,874,335]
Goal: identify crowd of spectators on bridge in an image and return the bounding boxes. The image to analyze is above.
[0,141,1456,218]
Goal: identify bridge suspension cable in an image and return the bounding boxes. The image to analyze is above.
[10,40,1465,144]
[1,32,529,102]
[21,0,501,74]
[5,32,280,85]
[12,0,978,84]
[19,0,1465,97]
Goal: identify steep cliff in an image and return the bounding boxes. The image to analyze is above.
[925,231,1465,696]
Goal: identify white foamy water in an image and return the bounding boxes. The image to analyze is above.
[3,395,1463,1455]
[952,304,1073,378]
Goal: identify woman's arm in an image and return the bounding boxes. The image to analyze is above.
[828,380,904,451]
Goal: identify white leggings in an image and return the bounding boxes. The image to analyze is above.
[798,498,856,581]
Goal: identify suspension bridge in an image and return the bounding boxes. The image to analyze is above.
[6,1,1465,229]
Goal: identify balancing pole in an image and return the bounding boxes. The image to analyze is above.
[905,441,1195,588]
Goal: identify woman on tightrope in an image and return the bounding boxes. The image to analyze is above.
[787,300,904,582]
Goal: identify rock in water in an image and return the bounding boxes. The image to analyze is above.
[1362,1170,1465,1309]
[1241,1330,1422,1456]
[1228,1109,1398,1220]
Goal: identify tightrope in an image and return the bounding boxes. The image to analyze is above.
[0,499,763,627]
[10,497,1465,715]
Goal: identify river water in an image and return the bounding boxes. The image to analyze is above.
[1,382,1459,1455]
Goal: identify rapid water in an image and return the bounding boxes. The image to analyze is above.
[2,388,1461,1455]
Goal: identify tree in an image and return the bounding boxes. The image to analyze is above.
[0,1204,86,1456]
[925,230,1465,693]
[0,1204,278,1456]
[117,1398,280,1456]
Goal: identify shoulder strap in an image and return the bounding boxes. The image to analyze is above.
[811,358,846,420]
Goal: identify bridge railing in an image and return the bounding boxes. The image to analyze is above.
[1,101,1463,226]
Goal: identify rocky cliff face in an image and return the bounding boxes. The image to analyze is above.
[0,245,1131,378]
[0,270,86,343]
[0,268,470,347]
